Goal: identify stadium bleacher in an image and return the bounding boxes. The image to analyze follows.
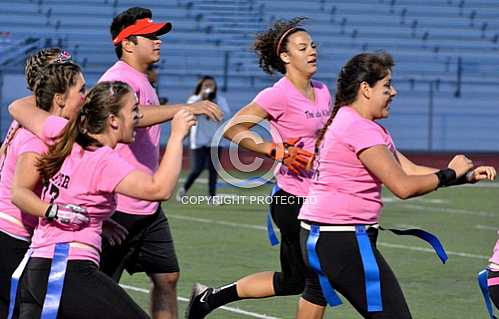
[0,0,498,150]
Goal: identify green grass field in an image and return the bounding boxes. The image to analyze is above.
[119,173,499,319]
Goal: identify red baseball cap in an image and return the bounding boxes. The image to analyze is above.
[113,18,172,46]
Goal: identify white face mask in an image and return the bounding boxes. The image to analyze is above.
[203,87,213,95]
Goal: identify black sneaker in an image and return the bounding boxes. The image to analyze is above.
[185,283,214,319]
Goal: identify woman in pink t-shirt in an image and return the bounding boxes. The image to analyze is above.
[11,81,195,319]
[0,52,85,318]
[296,52,495,319]
[186,17,331,318]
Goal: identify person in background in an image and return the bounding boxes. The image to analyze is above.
[177,76,231,202]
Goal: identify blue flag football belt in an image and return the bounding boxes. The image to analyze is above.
[8,243,70,319]
[266,184,282,246]
[301,222,448,310]
[263,183,448,311]
[478,269,498,319]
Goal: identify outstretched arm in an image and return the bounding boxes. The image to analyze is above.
[137,100,224,128]
[395,151,438,175]
[359,146,474,199]
[9,95,224,132]
[396,151,496,183]
[223,101,273,156]
[115,109,196,201]
[223,101,313,174]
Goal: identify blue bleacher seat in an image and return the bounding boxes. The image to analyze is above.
[0,0,498,150]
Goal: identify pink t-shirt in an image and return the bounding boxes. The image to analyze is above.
[489,239,499,266]
[99,61,160,215]
[299,107,396,224]
[30,143,135,265]
[253,77,331,196]
[0,122,44,240]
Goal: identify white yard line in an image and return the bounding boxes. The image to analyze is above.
[393,203,497,217]
[393,224,422,229]
[378,243,488,259]
[170,215,267,231]
[382,197,449,204]
[120,284,280,319]
[475,224,499,231]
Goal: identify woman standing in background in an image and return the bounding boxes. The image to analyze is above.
[177,76,231,202]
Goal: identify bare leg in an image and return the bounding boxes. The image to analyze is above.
[236,271,276,298]
[295,297,326,319]
[150,272,179,319]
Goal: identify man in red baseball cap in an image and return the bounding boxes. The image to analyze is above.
[112,17,172,46]
[108,7,172,72]
[98,7,219,319]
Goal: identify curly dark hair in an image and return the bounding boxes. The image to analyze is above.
[253,17,308,75]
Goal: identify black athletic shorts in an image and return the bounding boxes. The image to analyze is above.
[300,223,412,319]
[270,188,307,295]
[0,231,30,318]
[19,258,149,319]
[100,206,179,281]
[488,270,499,310]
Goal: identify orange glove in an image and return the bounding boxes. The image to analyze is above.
[268,138,314,175]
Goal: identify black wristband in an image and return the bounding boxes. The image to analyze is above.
[268,144,289,160]
[269,147,276,159]
[447,170,473,187]
[435,168,457,188]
